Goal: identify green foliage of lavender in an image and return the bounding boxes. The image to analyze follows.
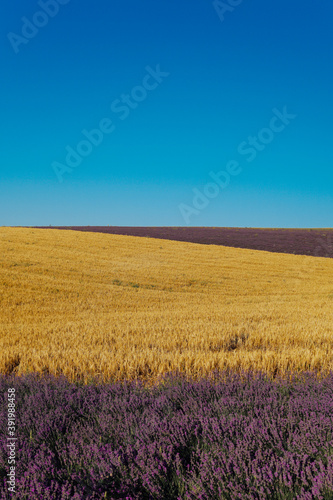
[1,371,333,499]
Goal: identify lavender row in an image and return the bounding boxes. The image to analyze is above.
[1,371,333,499]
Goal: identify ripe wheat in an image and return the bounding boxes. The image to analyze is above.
[1,227,333,384]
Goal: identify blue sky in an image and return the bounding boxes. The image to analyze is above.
[1,0,332,227]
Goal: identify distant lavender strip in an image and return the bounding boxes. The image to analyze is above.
[1,371,333,499]
[32,227,333,258]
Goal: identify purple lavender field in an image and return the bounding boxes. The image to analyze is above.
[34,227,333,258]
[1,371,333,499]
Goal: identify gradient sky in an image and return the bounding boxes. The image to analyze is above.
[1,0,332,227]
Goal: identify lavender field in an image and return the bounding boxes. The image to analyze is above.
[1,371,333,499]
[34,227,333,258]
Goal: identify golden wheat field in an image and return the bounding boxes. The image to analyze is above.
[1,227,333,385]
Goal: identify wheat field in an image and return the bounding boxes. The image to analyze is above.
[1,227,333,384]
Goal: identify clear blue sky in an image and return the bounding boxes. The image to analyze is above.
[1,0,332,227]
